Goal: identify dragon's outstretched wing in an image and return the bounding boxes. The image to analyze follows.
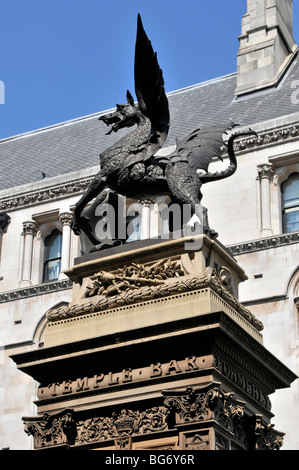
[170,124,236,173]
[134,14,170,146]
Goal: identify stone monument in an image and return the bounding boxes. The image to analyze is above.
[11,15,297,451]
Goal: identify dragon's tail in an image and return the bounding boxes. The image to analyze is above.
[199,129,257,183]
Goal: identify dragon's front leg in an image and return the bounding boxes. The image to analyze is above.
[71,172,108,236]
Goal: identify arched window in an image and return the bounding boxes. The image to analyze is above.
[43,229,62,282]
[281,173,299,233]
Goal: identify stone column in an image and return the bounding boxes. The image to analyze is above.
[59,212,73,278]
[258,164,274,237]
[140,201,152,240]
[149,202,161,239]
[21,220,38,286]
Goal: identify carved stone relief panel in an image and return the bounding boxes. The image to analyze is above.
[180,430,211,450]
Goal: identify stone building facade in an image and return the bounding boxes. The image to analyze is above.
[0,0,299,450]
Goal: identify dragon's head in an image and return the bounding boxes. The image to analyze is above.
[99,90,141,134]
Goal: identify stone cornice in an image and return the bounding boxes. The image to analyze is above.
[228,231,299,256]
[0,177,92,212]
[0,278,72,303]
[232,124,299,153]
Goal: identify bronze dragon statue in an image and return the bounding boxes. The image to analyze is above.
[71,14,256,248]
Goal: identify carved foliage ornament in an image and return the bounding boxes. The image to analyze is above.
[23,409,77,448]
[85,259,184,298]
[24,406,169,449]
[76,407,169,446]
[0,179,91,212]
[254,416,285,451]
[233,125,299,153]
[229,231,299,256]
[46,260,263,332]
[163,384,245,434]
[23,385,284,450]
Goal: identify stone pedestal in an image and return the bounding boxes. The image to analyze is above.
[11,234,297,450]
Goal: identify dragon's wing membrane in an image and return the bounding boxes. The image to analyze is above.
[175,125,232,172]
[134,14,170,146]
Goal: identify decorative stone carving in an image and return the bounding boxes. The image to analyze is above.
[85,260,184,298]
[257,164,274,181]
[75,407,169,448]
[229,231,299,255]
[233,125,299,152]
[22,220,38,236]
[0,278,72,303]
[23,392,247,450]
[59,212,73,226]
[254,415,284,450]
[214,351,272,411]
[22,387,287,450]
[212,263,233,293]
[163,384,245,432]
[0,178,91,212]
[23,409,77,449]
[46,267,263,332]
[182,432,210,451]
[24,405,170,449]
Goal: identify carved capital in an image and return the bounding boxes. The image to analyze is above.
[163,384,245,433]
[22,220,38,236]
[254,415,284,450]
[59,212,73,226]
[257,164,274,180]
[23,409,77,449]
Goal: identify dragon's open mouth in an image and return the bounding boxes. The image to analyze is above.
[99,112,123,134]
[99,109,137,135]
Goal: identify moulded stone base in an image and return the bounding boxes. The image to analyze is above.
[11,235,297,451]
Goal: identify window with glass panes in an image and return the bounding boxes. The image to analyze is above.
[282,173,299,233]
[43,229,62,282]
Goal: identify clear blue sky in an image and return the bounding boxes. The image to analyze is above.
[0,0,298,139]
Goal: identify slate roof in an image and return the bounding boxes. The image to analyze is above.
[1,58,299,192]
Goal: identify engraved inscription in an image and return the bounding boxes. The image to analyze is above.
[37,356,211,399]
